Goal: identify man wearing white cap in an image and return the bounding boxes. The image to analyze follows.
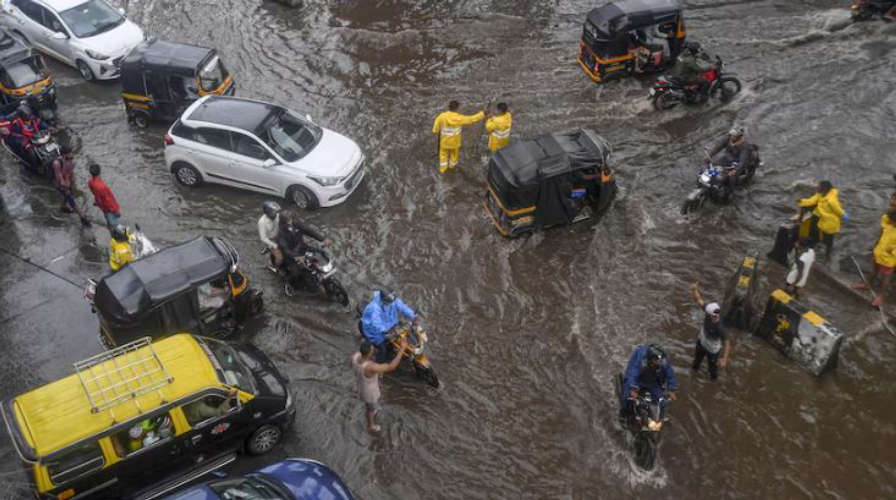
[689,282,731,380]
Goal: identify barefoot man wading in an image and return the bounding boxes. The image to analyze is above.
[352,338,407,432]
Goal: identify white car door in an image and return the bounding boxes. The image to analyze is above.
[6,0,50,53]
[181,127,238,188]
[225,131,283,196]
[41,10,74,65]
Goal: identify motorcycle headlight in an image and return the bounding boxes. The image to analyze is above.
[308,175,341,187]
[414,346,424,356]
[647,419,662,431]
[700,174,711,184]
[85,49,110,61]
[320,261,334,273]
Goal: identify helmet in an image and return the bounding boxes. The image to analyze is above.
[262,201,281,220]
[646,344,665,363]
[728,125,744,138]
[378,289,396,304]
[111,224,129,242]
[683,41,701,54]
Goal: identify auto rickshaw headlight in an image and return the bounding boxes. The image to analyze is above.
[85,49,110,60]
[309,175,341,187]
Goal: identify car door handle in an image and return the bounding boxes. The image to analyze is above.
[191,435,202,445]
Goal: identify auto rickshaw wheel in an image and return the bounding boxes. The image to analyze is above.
[132,112,150,129]
[76,60,95,82]
[287,185,319,210]
[173,162,203,187]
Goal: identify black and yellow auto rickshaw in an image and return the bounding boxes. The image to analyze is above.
[85,236,263,349]
[578,0,686,83]
[484,129,617,237]
[0,31,56,118]
[120,39,235,128]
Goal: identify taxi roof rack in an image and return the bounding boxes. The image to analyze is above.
[74,337,174,416]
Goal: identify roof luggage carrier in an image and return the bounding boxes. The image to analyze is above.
[74,337,174,418]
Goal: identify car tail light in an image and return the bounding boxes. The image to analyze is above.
[163,134,173,146]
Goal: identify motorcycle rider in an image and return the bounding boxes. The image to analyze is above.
[360,290,417,362]
[109,224,136,272]
[258,201,282,270]
[5,104,49,169]
[672,41,712,96]
[620,344,678,421]
[276,211,327,295]
[710,126,755,195]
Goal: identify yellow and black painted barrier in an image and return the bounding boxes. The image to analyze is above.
[755,289,845,376]
[722,256,760,330]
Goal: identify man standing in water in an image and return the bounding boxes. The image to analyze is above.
[689,282,731,380]
[432,100,485,173]
[485,102,512,153]
[352,338,407,432]
[793,180,845,260]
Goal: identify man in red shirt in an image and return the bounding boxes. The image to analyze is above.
[87,164,121,228]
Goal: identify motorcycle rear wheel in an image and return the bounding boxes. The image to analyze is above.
[681,196,704,215]
[634,431,658,470]
[414,363,440,388]
[718,78,742,102]
[652,93,678,111]
[324,278,349,306]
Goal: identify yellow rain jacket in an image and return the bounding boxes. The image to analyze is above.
[874,215,896,268]
[485,112,512,152]
[109,235,136,271]
[432,110,485,150]
[798,188,844,234]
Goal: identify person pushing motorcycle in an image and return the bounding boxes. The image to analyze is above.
[360,290,417,362]
[276,211,327,295]
[620,344,677,420]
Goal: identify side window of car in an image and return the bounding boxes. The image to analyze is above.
[182,394,238,428]
[230,132,271,161]
[13,0,43,24]
[110,413,175,459]
[47,12,65,33]
[193,127,232,150]
[33,4,54,31]
[44,441,105,486]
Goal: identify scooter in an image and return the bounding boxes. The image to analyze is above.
[681,147,761,214]
[0,101,61,178]
[650,55,742,111]
[356,317,440,389]
[265,247,349,306]
[615,374,668,470]
[851,0,896,21]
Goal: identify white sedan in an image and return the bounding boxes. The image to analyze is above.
[164,95,365,209]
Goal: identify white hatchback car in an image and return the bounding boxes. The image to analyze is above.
[2,0,144,81]
[164,95,366,209]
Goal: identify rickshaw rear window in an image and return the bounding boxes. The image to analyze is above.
[198,338,256,394]
[44,442,104,486]
[4,61,42,87]
[199,56,227,92]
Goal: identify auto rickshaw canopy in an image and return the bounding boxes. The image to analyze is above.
[93,237,239,345]
[586,0,683,36]
[120,39,217,92]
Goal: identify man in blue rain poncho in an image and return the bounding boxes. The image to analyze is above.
[620,344,677,420]
[360,290,417,362]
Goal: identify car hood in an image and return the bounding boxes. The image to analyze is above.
[80,19,144,58]
[233,344,287,399]
[256,460,354,500]
[287,128,361,178]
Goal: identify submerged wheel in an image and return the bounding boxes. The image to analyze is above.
[173,162,202,187]
[288,185,319,210]
[652,93,678,111]
[324,278,349,306]
[634,432,658,470]
[414,363,440,388]
[246,424,282,455]
[76,60,95,82]
[718,78,742,102]
[132,112,150,129]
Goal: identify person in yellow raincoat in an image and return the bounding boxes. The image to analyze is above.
[852,206,896,308]
[109,224,136,271]
[432,101,485,173]
[792,180,845,259]
[485,102,512,153]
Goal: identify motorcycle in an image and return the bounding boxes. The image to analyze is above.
[851,0,896,20]
[681,146,761,215]
[0,120,62,178]
[615,374,668,470]
[650,55,742,111]
[265,247,349,306]
[357,317,440,388]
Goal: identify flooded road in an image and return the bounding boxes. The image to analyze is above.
[2,0,896,498]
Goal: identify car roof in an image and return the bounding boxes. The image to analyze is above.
[40,0,92,12]
[121,39,213,77]
[184,96,278,135]
[9,334,221,459]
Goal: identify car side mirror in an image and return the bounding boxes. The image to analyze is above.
[261,159,277,168]
[52,32,67,40]
[118,7,126,15]
[305,113,312,122]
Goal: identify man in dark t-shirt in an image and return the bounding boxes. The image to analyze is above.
[689,282,732,380]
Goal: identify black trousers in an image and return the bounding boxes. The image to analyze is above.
[692,341,720,380]
[807,216,834,256]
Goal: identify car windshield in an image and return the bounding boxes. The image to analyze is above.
[198,56,228,92]
[199,338,257,395]
[5,60,42,87]
[60,0,125,39]
[257,110,322,163]
[210,477,285,500]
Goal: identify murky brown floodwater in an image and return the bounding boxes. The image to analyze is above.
[2,0,896,498]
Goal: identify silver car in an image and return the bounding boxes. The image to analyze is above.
[164,95,365,209]
[2,0,145,81]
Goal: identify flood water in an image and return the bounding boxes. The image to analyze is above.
[1,0,896,498]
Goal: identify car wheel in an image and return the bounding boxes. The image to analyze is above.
[246,424,282,455]
[287,185,319,210]
[173,162,203,187]
[76,60,95,82]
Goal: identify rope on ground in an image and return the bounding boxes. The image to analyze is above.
[0,247,83,289]
[850,255,895,337]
